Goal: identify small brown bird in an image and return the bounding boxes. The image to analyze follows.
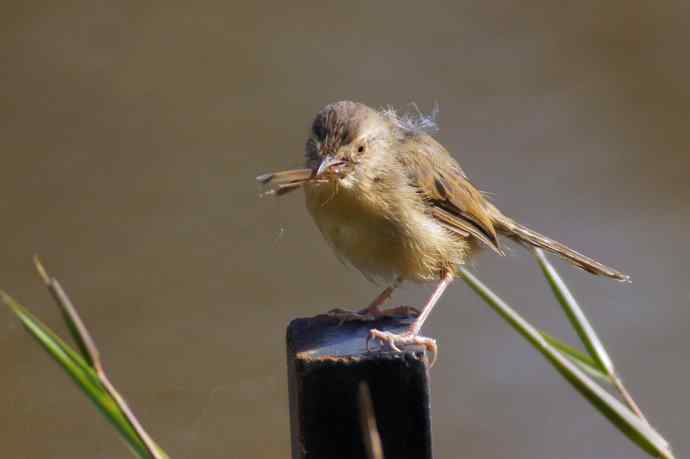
[258,101,628,364]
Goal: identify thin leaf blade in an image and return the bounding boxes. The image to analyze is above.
[534,248,614,374]
[34,256,96,367]
[540,331,611,383]
[2,291,153,459]
[458,268,673,458]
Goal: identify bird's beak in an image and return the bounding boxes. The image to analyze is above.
[314,155,346,177]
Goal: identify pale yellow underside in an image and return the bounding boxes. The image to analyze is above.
[304,179,471,283]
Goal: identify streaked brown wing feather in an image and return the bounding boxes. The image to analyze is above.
[431,207,503,255]
[399,134,504,255]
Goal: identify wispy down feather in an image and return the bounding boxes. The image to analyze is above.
[382,103,440,135]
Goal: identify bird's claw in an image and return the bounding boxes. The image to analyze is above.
[366,329,438,367]
[325,308,376,325]
[385,305,421,318]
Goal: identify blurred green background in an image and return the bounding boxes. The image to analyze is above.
[1,2,688,458]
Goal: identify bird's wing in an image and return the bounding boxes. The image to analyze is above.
[398,134,504,255]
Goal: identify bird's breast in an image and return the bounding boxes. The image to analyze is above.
[303,180,469,282]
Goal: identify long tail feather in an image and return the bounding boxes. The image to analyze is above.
[487,205,630,282]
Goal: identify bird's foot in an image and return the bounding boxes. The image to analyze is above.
[384,305,421,318]
[366,329,437,366]
[325,305,420,325]
[325,308,375,324]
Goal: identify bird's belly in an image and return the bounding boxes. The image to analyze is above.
[305,184,468,282]
[319,210,404,281]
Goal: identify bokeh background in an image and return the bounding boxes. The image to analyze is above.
[1,2,688,458]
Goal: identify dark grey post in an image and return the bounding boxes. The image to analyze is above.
[286,315,433,459]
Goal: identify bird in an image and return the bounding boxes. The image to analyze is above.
[257,100,628,365]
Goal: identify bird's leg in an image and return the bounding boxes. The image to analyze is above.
[359,277,421,317]
[327,278,418,323]
[367,271,454,366]
[359,282,398,315]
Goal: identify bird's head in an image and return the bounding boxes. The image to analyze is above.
[305,101,388,185]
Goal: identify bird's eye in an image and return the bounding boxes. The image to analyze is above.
[357,145,365,153]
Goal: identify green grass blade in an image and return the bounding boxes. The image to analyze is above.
[34,257,95,367]
[2,291,153,459]
[3,290,103,389]
[56,300,95,366]
[540,331,610,383]
[458,268,673,458]
[534,249,614,375]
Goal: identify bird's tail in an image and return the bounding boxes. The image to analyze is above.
[486,203,630,282]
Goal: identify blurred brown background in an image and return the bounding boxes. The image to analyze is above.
[1,2,688,458]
